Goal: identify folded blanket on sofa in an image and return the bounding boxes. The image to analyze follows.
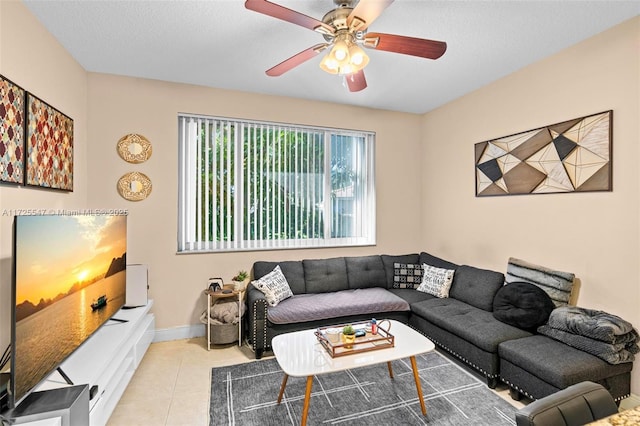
[546,306,639,344]
[506,257,575,306]
[538,325,639,364]
[266,287,410,325]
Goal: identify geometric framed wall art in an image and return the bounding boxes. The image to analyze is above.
[0,74,26,185]
[475,110,612,196]
[26,93,74,191]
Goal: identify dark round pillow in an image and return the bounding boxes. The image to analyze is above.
[492,282,555,330]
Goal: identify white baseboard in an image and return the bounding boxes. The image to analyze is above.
[620,393,640,410]
[153,324,205,342]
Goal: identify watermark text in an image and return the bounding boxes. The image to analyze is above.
[2,208,129,216]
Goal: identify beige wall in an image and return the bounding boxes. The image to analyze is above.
[0,1,88,348]
[421,16,640,394]
[85,74,424,332]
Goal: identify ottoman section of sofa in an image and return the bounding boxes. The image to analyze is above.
[409,297,531,387]
[411,298,532,353]
[498,335,632,402]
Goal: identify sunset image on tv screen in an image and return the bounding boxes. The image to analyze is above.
[12,214,127,406]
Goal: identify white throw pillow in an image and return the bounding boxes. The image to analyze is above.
[416,263,455,298]
[251,265,293,307]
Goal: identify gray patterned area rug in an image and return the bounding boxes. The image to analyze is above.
[210,350,517,425]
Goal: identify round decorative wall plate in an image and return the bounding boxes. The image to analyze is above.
[117,134,152,164]
[117,172,152,201]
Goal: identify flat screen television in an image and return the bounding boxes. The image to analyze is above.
[10,213,127,409]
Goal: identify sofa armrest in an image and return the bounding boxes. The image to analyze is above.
[247,287,266,319]
[247,286,268,358]
[515,381,618,426]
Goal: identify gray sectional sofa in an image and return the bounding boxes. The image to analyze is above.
[246,252,633,402]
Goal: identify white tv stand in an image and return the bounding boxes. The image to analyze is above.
[10,301,155,426]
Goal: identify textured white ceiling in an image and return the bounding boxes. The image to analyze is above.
[23,0,640,114]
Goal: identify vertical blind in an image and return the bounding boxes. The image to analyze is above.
[178,114,375,253]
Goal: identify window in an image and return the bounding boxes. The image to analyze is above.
[178,114,375,253]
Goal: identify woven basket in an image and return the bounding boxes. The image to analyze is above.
[209,322,239,345]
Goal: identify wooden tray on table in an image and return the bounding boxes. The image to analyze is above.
[314,320,394,358]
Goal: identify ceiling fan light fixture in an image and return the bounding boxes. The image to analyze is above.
[331,39,349,61]
[320,31,369,76]
[341,64,354,75]
[348,44,369,67]
[319,56,340,74]
[320,45,367,76]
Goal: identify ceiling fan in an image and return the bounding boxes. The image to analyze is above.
[244,0,447,92]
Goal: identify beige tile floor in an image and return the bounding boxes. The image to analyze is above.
[107,336,528,426]
[107,337,256,426]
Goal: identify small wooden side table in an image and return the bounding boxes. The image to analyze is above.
[204,288,245,350]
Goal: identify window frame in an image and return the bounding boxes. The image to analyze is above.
[177,113,376,253]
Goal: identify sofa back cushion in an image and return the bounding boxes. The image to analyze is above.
[381,254,420,288]
[449,265,504,311]
[345,255,387,289]
[253,261,306,294]
[419,251,459,270]
[303,257,349,293]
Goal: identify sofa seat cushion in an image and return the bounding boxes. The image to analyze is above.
[266,287,410,325]
[411,298,531,352]
[499,335,633,389]
[388,288,435,306]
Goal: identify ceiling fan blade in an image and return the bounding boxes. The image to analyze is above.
[266,44,329,77]
[364,32,447,59]
[346,70,367,92]
[347,0,394,31]
[245,0,334,35]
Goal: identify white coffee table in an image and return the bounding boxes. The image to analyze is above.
[271,319,436,426]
